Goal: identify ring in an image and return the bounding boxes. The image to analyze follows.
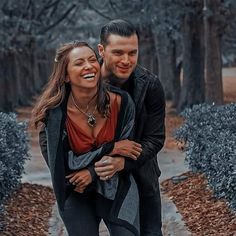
[105,176,109,180]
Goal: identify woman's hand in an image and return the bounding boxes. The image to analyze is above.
[94,156,125,181]
[66,169,92,193]
[110,139,142,160]
[74,184,87,193]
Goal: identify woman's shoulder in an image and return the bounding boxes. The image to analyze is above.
[108,91,121,107]
[108,88,134,111]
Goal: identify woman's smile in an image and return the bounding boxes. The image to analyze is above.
[82,72,96,81]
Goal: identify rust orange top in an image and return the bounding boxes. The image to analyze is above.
[66,96,119,154]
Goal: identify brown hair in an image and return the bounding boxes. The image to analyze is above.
[32,41,110,128]
[100,19,139,46]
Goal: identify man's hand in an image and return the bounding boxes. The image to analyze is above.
[94,156,125,181]
[110,139,142,160]
[66,169,92,193]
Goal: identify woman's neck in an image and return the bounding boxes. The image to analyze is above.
[71,87,97,108]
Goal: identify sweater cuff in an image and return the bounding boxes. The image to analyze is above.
[105,142,115,154]
[87,165,97,181]
[124,159,136,172]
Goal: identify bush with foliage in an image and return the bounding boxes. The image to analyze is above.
[0,112,29,230]
[175,103,236,211]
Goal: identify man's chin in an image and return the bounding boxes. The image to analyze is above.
[115,71,131,80]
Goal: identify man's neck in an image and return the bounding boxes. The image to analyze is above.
[108,75,129,88]
[101,64,128,88]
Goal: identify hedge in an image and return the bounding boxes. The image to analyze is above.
[0,112,30,230]
[175,103,236,211]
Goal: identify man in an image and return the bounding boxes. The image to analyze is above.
[94,19,166,236]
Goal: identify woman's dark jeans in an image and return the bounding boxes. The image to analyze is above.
[59,191,135,236]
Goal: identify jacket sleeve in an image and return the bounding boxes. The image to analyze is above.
[39,124,49,167]
[125,77,166,171]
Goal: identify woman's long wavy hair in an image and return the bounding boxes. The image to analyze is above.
[32,41,110,128]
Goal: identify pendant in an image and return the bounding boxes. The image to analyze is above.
[87,114,96,127]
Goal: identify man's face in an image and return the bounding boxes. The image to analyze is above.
[98,34,139,81]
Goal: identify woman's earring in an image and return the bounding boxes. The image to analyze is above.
[65,76,70,83]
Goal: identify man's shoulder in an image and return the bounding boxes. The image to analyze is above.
[133,65,159,82]
[133,65,162,89]
[109,85,132,100]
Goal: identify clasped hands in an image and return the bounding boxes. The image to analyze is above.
[95,139,142,180]
[66,139,142,193]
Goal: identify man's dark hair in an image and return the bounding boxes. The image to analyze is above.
[100,19,139,46]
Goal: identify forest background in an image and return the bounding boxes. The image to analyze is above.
[1,0,236,113]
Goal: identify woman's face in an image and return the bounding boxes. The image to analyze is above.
[66,46,100,90]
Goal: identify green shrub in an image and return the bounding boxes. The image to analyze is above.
[175,103,236,211]
[0,112,30,230]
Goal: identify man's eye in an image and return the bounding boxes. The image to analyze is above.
[129,52,137,56]
[113,52,122,56]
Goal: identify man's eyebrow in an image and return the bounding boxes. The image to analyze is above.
[111,49,123,52]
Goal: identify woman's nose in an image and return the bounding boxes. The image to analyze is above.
[84,61,93,69]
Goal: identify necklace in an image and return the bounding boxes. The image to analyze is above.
[71,93,97,128]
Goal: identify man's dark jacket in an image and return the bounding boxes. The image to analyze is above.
[113,65,166,195]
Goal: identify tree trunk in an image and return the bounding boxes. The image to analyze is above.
[171,40,181,108]
[204,0,223,104]
[155,33,178,101]
[0,50,18,112]
[15,50,32,106]
[138,25,158,75]
[37,49,54,91]
[0,51,10,112]
[178,6,205,112]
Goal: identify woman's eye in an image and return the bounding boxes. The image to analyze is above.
[75,63,83,66]
[89,58,97,63]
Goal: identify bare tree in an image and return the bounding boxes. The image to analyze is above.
[0,0,81,111]
[2,0,236,112]
[178,0,205,112]
[149,0,184,105]
[223,15,236,65]
[0,0,79,50]
[204,0,234,104]
[84,0,159,72]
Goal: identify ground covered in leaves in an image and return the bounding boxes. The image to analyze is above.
[1,184,55,236]
[161,172,236,235]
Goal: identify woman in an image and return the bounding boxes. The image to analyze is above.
[32,41,142,236]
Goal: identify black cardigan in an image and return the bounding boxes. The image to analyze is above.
[39,87,140,235]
